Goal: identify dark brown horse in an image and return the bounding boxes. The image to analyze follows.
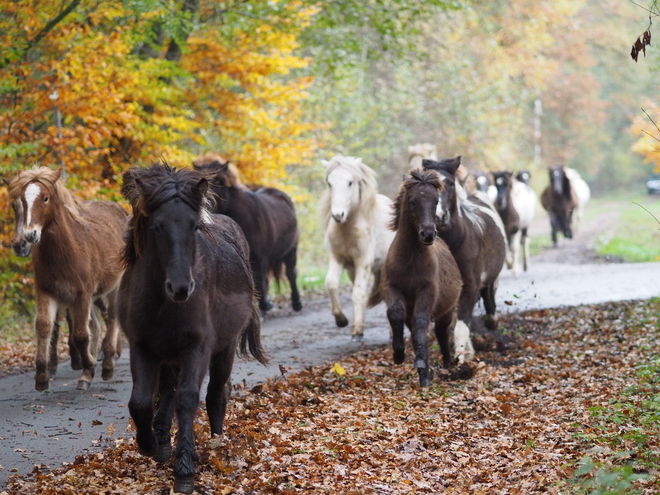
[118,162,268,494]
[422,157,506,337]
[377,168,462,387]
[8,168,127,391]
[540,165,590,247]
[193,153,302,315]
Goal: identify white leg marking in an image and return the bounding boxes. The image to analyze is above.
[454,320,475,364]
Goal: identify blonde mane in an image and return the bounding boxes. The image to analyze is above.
[319,155,380,227]
[8,167,86,223]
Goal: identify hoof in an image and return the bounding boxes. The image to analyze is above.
[334,314,348,328]
[101,368,114,381]
[153,442,172,463]
[35,380,49,392]
[483,315,498,331]
[417,368,431,387]
[173,476,195,494]
[351,334,363,342]
[77,380,91,391]
[292,300,303,312]
[393,349,405,364]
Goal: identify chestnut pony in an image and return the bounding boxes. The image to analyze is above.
[119,163,267,493]
[8,168,127,391]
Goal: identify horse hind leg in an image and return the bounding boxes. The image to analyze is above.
[349,263,372,341]
[480,284,498,330]
[433,312,454,368]
[48,319,60,377]
[34,294,58,391]
[206,347,236,436]
[69,296,98,390]
[454,320,475,364]
[283,248,302,312]
[101,288,120,381]
[521,228,530,272]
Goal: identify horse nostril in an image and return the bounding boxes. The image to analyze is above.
[188,280,195,294]
[165,281,174,296]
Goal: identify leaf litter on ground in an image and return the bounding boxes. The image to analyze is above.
[4,299,660,494]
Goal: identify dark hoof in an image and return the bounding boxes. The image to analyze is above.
[35,380,49,392]
[393,349,405,364]
[101,368,114,381]
[77,380,91,391]
[417,369,431,387]
[153,442,172,463]
[173,476,195,494]
[351,334,363,342]
[334,314,348,328]
[292,300,303,312]
[483,315,498,331]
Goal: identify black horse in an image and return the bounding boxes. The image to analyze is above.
[193,153,302,315]
[540,165,577,247]
[118,162,268,494]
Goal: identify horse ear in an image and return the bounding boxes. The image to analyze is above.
[54,168,63,181]
[321,160,330,169]
[195,177,208,199]
[445,157,461,174]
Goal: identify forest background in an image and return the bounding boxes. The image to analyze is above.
[1,0,659,319]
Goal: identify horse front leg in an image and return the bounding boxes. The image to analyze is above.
[283,248,302,312]
[173,353,207,494]
[252,257,272,316]
[152,364,178,463]
[550,214,558,247]
[128,344,160,457]
[411,302,432,387]
[325,255,348,328]
[433,311,456,367]
[34,293,58,391]
[350,261,372,341]
[69,295,97,390]
[100,287,120,381]
[480,283,498,330]
[384,286,406,364]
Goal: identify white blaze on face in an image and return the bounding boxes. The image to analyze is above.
[435,174,447,220]
[24,183,42,228]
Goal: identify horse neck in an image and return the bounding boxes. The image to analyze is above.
[31,201,81,277]
[440,197,468,250]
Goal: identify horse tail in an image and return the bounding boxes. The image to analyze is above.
[239,302,269,365]
[367,267,383,308]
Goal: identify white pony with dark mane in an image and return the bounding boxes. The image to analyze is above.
[320,154,395,341]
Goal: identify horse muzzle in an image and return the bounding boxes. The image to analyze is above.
[165,278,195,302]
[419,227,437,246]
[331,211,346,223]
[24,228,41,244]
[12,239,31,257]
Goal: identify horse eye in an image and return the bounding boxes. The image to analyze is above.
[43,197,49,203]
[348,181,353,187]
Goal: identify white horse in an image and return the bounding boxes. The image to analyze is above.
[320,155,395,341]
[492,171,537,276]
[565,167,591,233]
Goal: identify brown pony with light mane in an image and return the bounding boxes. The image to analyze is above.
[8,167,128,391]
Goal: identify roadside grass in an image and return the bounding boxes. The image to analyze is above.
[527,192,660,262]
[597,197,660,262]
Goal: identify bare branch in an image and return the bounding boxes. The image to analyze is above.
[26,0,82,54]
[633,202,660,229]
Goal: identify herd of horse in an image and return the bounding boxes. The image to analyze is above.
[4,147,590,491]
